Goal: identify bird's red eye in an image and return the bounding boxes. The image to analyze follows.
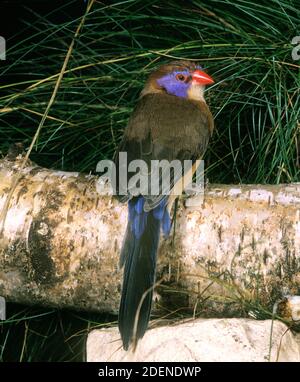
[176,73,187,82]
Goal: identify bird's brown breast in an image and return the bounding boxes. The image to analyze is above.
[125,93,213,157]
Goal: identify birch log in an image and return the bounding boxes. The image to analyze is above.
[0,151,299,316]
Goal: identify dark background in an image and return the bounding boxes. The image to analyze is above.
[0,0,85,41]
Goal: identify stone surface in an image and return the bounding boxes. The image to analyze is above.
[87,318,300,362]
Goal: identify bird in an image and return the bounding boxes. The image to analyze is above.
[114,60,214,350]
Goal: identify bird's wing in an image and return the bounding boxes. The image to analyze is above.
[114,92,213,210]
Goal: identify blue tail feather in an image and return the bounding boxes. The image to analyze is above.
[162,208,171,236]
[129,196,171,238]
[119,196,171,349]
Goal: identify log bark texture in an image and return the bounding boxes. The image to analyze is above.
[0,153,299,315]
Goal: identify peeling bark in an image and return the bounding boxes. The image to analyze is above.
[0,152,299,316]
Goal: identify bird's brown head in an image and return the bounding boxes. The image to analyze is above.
[141,60,214,101]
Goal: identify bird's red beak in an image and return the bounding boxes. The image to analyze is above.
[192,69,214,85]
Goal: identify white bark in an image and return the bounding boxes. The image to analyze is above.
[0,151,299,315]
[87,319,300,362]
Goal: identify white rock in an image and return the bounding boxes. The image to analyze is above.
[86,318,300,362]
